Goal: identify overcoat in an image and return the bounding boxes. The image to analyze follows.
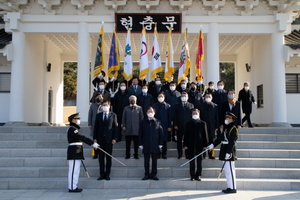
[173,102,194,136]
[199,102,219,138]
[122,105,144,136]
[152,102,171,141]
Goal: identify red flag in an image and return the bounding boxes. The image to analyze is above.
[195,29,204,81]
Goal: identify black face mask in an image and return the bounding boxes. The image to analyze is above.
[130,100,136,104]
[96,98,103,103]
[191,87,196,92]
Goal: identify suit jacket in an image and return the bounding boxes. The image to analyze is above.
[199,102,219,138]
[149,85,166,103]
[113,90,130,122]
[139,118,163,154]
[221,100,242,127]
[93,112,118,144]
[127,85,142,96]
[164,90,181,120]
[67,123,93,160]
[122,105,144,136]
[188,91,203,109]
[173,102,194,136]
[137,93,154,118]
[238,88,255,114]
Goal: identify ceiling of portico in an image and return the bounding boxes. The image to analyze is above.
[42,32,256,60]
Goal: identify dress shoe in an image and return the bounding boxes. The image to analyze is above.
[195,176,201,181]
[162,155,167,159]
[190,177,195,181]
[142,175,150,180]
[177,156,182,159]
[222,188,237,193]
[125,156,130,159]
[151,175,159,181]
[209,156,215,160]
[97,175,106,180]
[106,176,111,181]
[69,188,82,193]
[134,156,139,159]
[92,155,98,159]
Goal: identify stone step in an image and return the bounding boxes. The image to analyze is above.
[1,157,299,168]
[1,148,300,158]
[0,177,299,190]
[0,166,299,179]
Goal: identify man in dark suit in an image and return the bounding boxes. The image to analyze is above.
[137,85,154,119]
[238,82,256,128]
[188,82,203,109]
[173,92,194,159]
[127,77,142,96]
[184,109,208,181]
[149,77,166,103]
[212,81,227,122]
[98,79,111,102]
[93,101,118,181]
[199,93,219,159]
[139,107,163,181]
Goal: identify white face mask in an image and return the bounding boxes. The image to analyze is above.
[244,86,250,90]
[170,86,176,91]
[217,85,224,90]
[102,106,109,112]
[209,86,214,90]
[181,97,187,102]
[228,94,234,99]
[158,97,164,103]
[76,120,81,125]
[224,119,229,125]
[147,113,154,118]
[205,97,212,103]
[99,85,105,90]
[181,84,187,89]
[120,86,126,91]
[142,89,148,93]
[192,115,199,120]
[155,81,161,85]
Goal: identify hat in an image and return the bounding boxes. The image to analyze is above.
[68,112,80,123]
[225,112,237,120]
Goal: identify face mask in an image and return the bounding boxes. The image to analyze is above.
[76,120,81,125]
[147,113,154,118]
[217,85,224,90]
[181,84,186,89]
[244,86,249,90]
[142,89,148,93]
[170,86,175,91]
[155,81,161,85]
[181,97,187,102]
[158,97,164,103]
[191,87,196,92]
[120,86,126,91]
[99,85,105,90]
[192,115,199,120]
[130,100,136,104]
[224,119,229,125]
[102,106,109,112]
[205,98,212,103]
[228,94,234,99]
[209,86,214,90]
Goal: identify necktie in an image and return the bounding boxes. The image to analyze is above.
[134,86,137,92]
[104,113,107,121]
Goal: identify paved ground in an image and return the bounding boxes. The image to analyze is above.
[1,189,300,200]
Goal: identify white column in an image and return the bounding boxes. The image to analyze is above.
[6,31,27,126]
[269,32,290,127]
[77,22,90,125]
[206,23,220,84]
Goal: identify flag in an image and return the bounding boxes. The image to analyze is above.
[93,25,104,77]
[195,29,204,81]
[178,28,191,84]
[150,26,162,80]
[164,28,174,82]
[108,29,120,78]
[123,28,133,81]
[139,27,149,80]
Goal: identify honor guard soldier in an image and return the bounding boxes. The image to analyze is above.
[207,112,238,193]
[67,113,99,193]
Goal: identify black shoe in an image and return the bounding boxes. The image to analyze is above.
[162,155,167,159]
[195,176,201,181]
[222,188,237,193]
[106,176,111,181]
[151,175,159,181]
[92,155,98,159]
[178,156,182,159]
[190,177,195,181]
[125,156,130,159]
[134,156,139,159]
[142,175,150,180]
[209,156,215,160]
[69,188,82,193]
[97,175,106,180]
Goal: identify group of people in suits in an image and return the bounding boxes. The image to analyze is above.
[69,71,257,193]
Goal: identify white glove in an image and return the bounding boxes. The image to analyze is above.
[93,143,100,148]
[207,144,214,150]
[253,102,257,105]
[158,145,163,149]
[139,145,143,149]
[225,153,232,160]
[97,72,103,79]
[110,77,116,82]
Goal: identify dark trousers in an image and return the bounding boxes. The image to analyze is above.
[97,138,113,177]
[242,112,252,127]
[189,155,202,177]
[162,141,167,156]
[177,135,188,158]
[125,136,139,157]
[144,153,158,176]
